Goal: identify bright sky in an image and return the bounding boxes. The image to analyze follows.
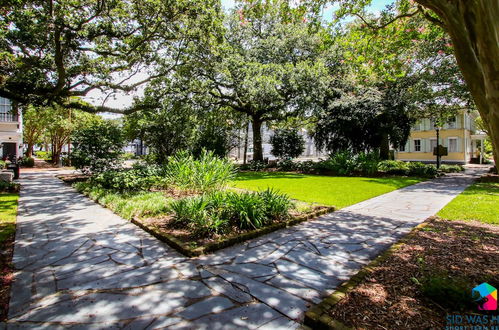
[88,0,395,117]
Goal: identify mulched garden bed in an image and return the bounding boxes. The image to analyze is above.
[0,228,15,321]
[132,205,334,257]
[311,218,498,329]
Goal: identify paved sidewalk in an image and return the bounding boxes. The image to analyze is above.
[5,170,481,329]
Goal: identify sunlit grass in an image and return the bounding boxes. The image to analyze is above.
[232,172,424,209]
[438,182,499,224]
[0,193,18,243]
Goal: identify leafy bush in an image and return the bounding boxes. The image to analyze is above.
[258,188,294,219]
[71,121,125,174]
[169,189,294,236]
[407,162,438,177]
[277,159,298,171]
[166,150,235,193]
[378,160,410,175]
[19,156,35,167]
[35,151,51,160]
[239,160,267,172]
[318,151,357,175]
[0,160,6,169]
[439,164,465,173]
[270,129,305,159]
[0,181,20,192]
[356,152,380,175]
[296,160,317,173]
[91,164,164,192]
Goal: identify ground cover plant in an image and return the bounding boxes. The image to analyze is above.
[0,193,18,321]
[232,172,424,208]
[437,176,499,224]
[323,218,498,329]
[71,150,328,255]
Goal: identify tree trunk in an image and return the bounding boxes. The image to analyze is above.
[416,0,499,166]
[25,143,34,158]
[243,121,249,164]
[252,118,264,162]
[379,132,390,160]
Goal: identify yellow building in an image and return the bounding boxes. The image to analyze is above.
[395,111,487,164]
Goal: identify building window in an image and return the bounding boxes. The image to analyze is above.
[448,138,458,152]
[430,139,437,152]
[447,116,457,129]
[0,97,11,114]
[399,144,406,152]
[414,139,421,152]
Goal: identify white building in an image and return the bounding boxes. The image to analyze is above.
[229,123,326,161]
[0,97,23,160]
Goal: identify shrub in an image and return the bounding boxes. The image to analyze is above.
[296,160,317,173]
[439,164,465,173]
[378,160,410,175]
[0,181,20,192]
[258,188,293,219]
[169,189,294,236]
[239,160,267,172]
[318,151,357,175]
[276,159,298,171]
[270,129,305,159]
[169,195,229,237]
[407,162,438,177]
[35,151,52,160]
[91,164,164,192]
[19,156,35,167]
[166,150,235,193]
[71,121,125,174]
[223,191,268,229]
[0,160,6,169]
[356,152,380,175]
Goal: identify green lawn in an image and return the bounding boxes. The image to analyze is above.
[0,193,18,243]
[232,172,424,209]
[438,182,499,224]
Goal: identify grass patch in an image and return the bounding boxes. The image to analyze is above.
[74,182,171,220]
[232,172,424,208]
[438,182,499,224]
[0,193,18,243]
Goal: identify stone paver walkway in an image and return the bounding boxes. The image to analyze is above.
[5,170,482,329]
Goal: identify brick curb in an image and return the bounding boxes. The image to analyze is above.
[303,219,433,330]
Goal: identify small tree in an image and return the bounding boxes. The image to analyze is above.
[270,129,305,159]
[71,121,125,174]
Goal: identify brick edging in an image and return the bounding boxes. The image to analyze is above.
[304,220,433,329]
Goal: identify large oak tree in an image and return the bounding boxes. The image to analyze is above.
[0,0,221,113]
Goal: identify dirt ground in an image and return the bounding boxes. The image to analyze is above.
[0,233,14,321]
[327,218,499,329]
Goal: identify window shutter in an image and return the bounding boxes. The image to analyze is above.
[406,140,411,152]
[444,138,449,148]
[457,137,462,152]
[456,115,462,129]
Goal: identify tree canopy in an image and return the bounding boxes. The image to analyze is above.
[0,0,222,113]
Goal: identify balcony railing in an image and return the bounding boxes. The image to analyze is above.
[0,113,19,122]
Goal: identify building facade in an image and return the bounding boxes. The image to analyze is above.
[0,97,23,160]
[229,124,326,161]
[395,111,487,164]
